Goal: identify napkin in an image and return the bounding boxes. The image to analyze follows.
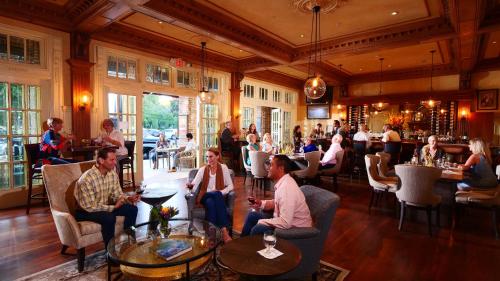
[257,248,283,259]
[442,169,460,175]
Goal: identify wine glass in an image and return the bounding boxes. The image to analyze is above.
[135,181,146,194]
[186,179,194,197]
[247,192,257,212]
[263,230,277,254]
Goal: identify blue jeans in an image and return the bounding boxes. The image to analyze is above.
[241,211,274,236]
[75,204,138,247]
[201,191,229,228]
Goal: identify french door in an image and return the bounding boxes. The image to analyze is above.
[271,108,281,146]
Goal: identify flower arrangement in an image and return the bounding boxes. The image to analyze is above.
[387,113,410,131]
[150,206,179,227]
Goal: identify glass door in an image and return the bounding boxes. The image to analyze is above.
[282,111,292,144]
[271,108,281,146]
[198,103,218,164]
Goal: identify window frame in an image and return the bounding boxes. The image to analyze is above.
[0,32,42,66]
[106,55,137,81]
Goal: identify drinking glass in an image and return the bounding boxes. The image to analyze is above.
[263,230,277,254]
[186,179,194,197]
[135,181,146,194]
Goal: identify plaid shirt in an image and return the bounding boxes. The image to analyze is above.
[75,165,122,212]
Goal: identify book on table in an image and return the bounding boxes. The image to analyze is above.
[156,239,193,261]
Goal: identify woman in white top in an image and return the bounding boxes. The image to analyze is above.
[261,133,275,154]
[95,119,128,170]
[188,147,233,242]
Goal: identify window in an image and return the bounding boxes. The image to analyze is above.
[242,107,254,130]
[0,82,41,190]
[272,90,281,102]
[201,103,218,157]
[107,56,137,80]
[243,84,254,98]
[259,88,268,100]
[0,33,41,65]
[177,70,194,88]
[285,92,294,104]
[146,63,170,85]
[107,93,137,141]
[207,77,218,92]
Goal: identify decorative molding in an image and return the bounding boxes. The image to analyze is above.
[293,18,455,62]
[290,62,349,85]
[91,23,238,72]
[0,0,70,31]
[245,70,303,90]
[238,57,277,73]
[142,0,293,64]
[349,64,458,84]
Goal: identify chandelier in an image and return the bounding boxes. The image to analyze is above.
[421,50,440,109]
[304,5,326,100]
[371,57,389,111]
[198,42,214,103]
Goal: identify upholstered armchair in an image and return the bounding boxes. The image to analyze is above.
[178,149,196,171]
[318,150,345,192]
[291,151,321,184]
[395,164,442,236]
[249,151,270,192]
[376,152,396,178]
[275,185,340,280]
[42,161,125,272]
[185,168,236,234]
[365,154,399,214]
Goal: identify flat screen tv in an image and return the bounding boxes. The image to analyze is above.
[307,105,330,119]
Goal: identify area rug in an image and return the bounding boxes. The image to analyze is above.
[13,251,349,281]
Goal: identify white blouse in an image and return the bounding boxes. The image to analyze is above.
[191,164,234,195]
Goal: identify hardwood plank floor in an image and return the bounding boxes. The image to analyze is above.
[1,175,499,280]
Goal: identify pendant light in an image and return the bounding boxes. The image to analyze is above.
[371,57,389,111]
[304,5,326,100]
[198,42,214,103]
[421,50,440,109]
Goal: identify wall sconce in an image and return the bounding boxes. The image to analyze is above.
[336,104,342,110]
[461,109,468,119]
[79,91,93,111]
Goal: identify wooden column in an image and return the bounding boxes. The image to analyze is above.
[67,32,93,143]
[229,72,244,133]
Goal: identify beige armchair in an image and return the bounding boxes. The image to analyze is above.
[318,150,345,192]
[376,152,396,178]
[249,151,270,193]
[365,155,399,214]
[291,151,321,184]
[395,164,442,236]
[455,185,500,239]
[42,161,125,272]
[178,149,196,170]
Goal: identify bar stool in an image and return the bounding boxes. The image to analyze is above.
[384,141,402,166]
[24,143,46,214]
[119,141,135,189]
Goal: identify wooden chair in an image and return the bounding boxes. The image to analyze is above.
[24,143,45,214]
[118,141,135,188]
[318,150,345,192]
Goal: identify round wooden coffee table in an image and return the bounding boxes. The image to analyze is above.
[219,235,301,279]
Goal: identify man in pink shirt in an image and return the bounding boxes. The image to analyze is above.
[319,134,343,170]
[241,155,312,236]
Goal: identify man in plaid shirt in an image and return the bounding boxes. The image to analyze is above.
[74,147,140,247]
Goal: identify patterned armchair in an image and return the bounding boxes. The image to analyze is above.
[178,149,196,170]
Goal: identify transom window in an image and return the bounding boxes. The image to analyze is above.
[273,90,281,102]
[243,84,254,98]
[0,33,41,65]
[146,64,170,85]
[177,70,195,88]
[242,107,254,130]
[107,56,136,80]
[259,88,268,100]
[285,92,294,104]
[207,77,219,92]
[0,82,41,190]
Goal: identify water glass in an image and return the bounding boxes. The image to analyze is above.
[263,230,277,254]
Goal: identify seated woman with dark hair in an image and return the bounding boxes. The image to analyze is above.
[151,133,169,169]
[39,117,77,165]
[188,148,233,242]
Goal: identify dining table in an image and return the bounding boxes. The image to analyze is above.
[155,147,180,170]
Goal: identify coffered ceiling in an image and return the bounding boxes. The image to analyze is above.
[2,0,500,90]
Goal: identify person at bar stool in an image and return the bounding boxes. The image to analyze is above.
[246,123,260,142]
[244,133,260,166]
[381,124,401,142]
[94,118,128,172]
[303,136,318,153]
[261,133,276,154]
[39,117,77,165]
[74,147,139,248]
[241,154,312,236]
[151,133,169,169]
[170,133,197,172]
[353,124,372,150]
[319,134,343,170]
[188,147,234,242]
[220,121,240,161]
[420,135,445,163]
[293,125,302,152]
[457,138,497,191]
[311,123,324,139]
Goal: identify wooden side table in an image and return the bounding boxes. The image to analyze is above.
[219,235,301,280]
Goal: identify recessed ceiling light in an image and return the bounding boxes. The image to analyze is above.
[391,11,399,16]
[493,41,497,44]
[388,64,392,68]
[359,68,363,71]
[300,34,304,38]
[239,49,243,52]
[158,21,163,24]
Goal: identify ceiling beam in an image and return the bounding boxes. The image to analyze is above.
[289,62,349,85]
[139,0,293,64]
[92,23,238,72]
[338,89,473,106]
[68,0,135,33]
[0,0,71,32]
[245,70,303,91]
[349,64,459,84]
[475,57,500,72]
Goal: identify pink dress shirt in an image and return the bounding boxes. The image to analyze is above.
[258,174,312,229]
[320,143,343,166]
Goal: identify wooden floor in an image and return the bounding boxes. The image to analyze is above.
[1,175,500,281]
